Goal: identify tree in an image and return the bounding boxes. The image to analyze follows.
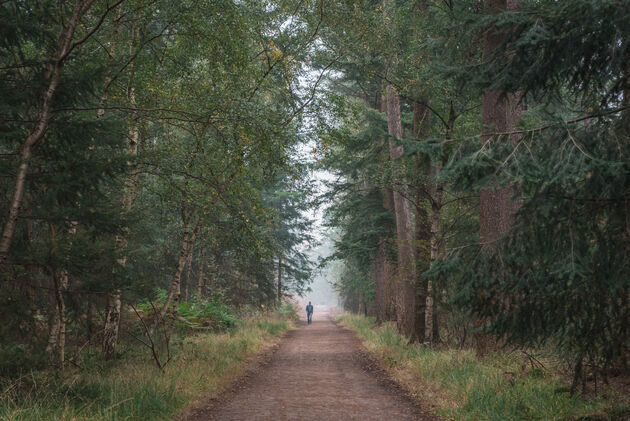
[0,0,124,266]
[446,0,630,385]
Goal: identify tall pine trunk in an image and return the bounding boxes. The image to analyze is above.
[426,162,443,343]
[476,0,522,355]
[413,101,432,343]
[385,85,418,339]
[373,94,396,324]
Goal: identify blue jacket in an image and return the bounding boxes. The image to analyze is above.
[306,304,313,314]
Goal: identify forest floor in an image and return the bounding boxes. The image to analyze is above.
[181,306,439,421]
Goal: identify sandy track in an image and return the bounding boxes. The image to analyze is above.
[183,307,438,420]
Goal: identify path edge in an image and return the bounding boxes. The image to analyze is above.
[175,324,300,421]
[332,317,444,421]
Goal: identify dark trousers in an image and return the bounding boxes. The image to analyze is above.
[307,312,313,324]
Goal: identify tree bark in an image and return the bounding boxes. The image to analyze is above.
[52,269,67,372]
[102,290,121,359]
[155,209,202,328]
[277,254,283,304]
[0,1,89,266]
[476,0,522,356]
[196,246,205,301]
[385,85,418,339]
[413,100,432,343]
[372,239,386,323]
[426,162,443,344]
[410,0,433,342]
[170,218,202,314]
[102,104,141,358]
[184,242,194,302]
[479,0,522,246]
[102,25,141,357]
[46,224,69,370]
[45,312,61,363]
[372,94,397,324]
[87,297,96,339]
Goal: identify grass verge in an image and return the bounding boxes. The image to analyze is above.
[0,312,293,421]
[338,313,629,421]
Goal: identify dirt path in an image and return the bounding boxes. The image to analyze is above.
[183,307,438,420]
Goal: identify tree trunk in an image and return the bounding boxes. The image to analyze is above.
[102,26,142,357]
[87,297,95,339]
[52,269,67,372]
[476,0,522,356]
[0,1,88,266]
[372,239,390,324]
[277,254,283,304]
[184,243,194,302]
[102,290,121,359]
[479,0,522,246]
[385,85,418,340]
[45,311,60,364]
[374,95,397,324]
[155,211,202,328]
[432,297,440,343]
[426,164,443,343]
[413,100,432,343]
[102,114,141,358]
[170,219,201,314]
[46,224,69,370]
[196,246,205,301]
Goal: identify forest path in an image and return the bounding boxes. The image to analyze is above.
[183,307,437,421]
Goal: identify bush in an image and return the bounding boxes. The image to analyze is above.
[275,301,299,322]
[137,290,236,331]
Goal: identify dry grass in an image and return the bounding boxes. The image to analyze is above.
[0,314,293,421]
[339,313,630,421]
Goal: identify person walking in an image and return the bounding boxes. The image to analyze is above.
[306,301,313,325]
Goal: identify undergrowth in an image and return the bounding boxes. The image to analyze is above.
[136,290,237,331]
[339,313,629,421]
[0,308,295,421]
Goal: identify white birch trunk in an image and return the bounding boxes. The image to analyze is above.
[102,23,141,358]
[0,1,89,265]
[196,247,205,301]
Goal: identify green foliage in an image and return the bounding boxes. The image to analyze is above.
[275,301,300,323]
[318,99,396,311]
[468,0,630,105]
[437,0,630,377]
[137,290,236,331]
[446,120,630,373]
[0,0,317,372]
[263,172,316,298]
